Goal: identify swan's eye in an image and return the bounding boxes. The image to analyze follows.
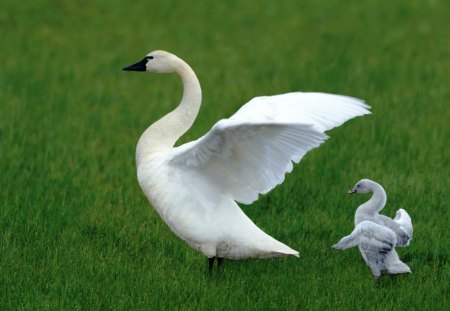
[148,56,154,60]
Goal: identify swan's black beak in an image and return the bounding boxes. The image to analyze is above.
[348,188,357,195]
[123,58,147,71]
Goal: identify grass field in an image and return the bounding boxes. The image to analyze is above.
[1,0,449,309]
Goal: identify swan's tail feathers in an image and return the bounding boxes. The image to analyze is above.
[220,234,299,259]
[384,248,412,275]
[278,248,300,257]
[263,244,299,258]
[257,240,299,258]
[394,209,413,246]
[387,260,412,275]
[221,245,299,260]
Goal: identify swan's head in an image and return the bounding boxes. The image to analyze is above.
[348,179,374,194]
[122,50,179,73]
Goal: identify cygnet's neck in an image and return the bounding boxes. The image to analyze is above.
[355,181,387,224]
[136,57,202,165]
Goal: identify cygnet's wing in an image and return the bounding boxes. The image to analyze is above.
[167,92,370,205]
[394,209,413,246]
[377,210,413,247]
[333,221,397,275]
[333,221,396,252]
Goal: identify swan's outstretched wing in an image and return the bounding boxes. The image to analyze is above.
[167,92,370,205]
[332,221,396,252]
[231,92,370,132]
[169,121,327,204]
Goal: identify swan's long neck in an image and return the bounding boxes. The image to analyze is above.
[136,58,201,164]
[355,181,387,223]
[366,182,387,213]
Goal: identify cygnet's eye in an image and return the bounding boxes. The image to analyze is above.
[357,184,361,188]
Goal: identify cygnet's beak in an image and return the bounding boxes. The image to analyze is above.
[348,188,357,194]
[123,58,147,71]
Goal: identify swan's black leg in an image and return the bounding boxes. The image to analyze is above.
[208,257,215,273]
[217,257,224,268]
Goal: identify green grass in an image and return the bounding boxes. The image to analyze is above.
[1,0,449,309]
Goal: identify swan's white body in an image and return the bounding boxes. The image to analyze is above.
[124,50,371,260]
[333,179,413,277]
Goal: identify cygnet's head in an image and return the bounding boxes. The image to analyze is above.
[123,50,179,73]
[348,179,374,194]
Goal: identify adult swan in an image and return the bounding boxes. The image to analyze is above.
[123,50,370,271]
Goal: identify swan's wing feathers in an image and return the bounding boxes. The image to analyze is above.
[358,221,396,254]
[171,122,228,167]
[168,92,369,205]
[231,92,371,132]
[394,209,413,246]
[378,211,413,247]
[168,119,327,204]
[332,235,358,250]
[333,221,396,253]
[333,221,399,277]
[357,223,398,275]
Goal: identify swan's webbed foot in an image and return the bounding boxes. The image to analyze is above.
[217,257,224,268]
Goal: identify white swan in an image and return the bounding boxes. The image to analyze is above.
[332,179,413,277]
[349,179,413,246]
[123,50,371,270]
